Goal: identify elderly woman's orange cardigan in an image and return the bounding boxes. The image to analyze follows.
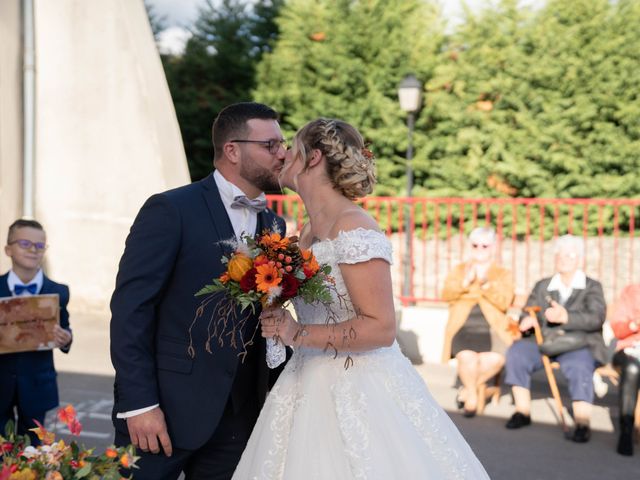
[441,262,515,363]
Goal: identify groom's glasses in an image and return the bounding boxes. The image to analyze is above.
[230,139,288,154]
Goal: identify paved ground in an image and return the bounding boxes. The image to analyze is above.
[48,313,640,479]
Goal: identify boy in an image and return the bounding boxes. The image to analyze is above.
[0,219,72,444]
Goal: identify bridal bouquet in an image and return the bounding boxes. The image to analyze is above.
[0,405,138,480]
[190,226,335,368]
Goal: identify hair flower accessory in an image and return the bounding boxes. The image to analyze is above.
[361,146,375,160]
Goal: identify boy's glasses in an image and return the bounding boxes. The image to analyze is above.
[8,239,47,251]
[230,139,288,154]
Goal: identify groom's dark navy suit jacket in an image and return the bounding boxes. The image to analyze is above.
[0,274,71,419]
[110,174,285,451]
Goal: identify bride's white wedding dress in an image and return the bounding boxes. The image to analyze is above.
[233,229,490,479]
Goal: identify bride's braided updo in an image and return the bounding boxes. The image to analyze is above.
[294,118,376,200]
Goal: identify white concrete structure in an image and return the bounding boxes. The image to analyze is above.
[0,0,190,312]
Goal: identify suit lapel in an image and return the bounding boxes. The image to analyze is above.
[40,275,53,295]
[200,173,235,244]
[0,273,10,298]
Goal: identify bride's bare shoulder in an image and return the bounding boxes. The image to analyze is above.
[330,208,380,238]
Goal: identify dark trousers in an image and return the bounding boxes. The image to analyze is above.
[613,349,640,418]
[505,339,596,403]
[116,397,258,480]
[1,389,46,446]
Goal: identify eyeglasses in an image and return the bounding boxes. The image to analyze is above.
[471,243,491,249]
[230,139,288,154]
[8,239,48,251]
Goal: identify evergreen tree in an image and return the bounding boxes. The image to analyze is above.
[163,0,284,180]
[254,0,443,195]
[421,0,640,201]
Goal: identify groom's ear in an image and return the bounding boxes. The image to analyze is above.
[223,142,240,164]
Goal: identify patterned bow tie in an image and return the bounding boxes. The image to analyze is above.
[15,283,38,295]
[230,195,267,213]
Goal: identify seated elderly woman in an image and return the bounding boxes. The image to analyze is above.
[442,227,515,417]
[504,234,607,443]
[610,284,640,456]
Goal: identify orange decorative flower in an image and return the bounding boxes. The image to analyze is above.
[301,250,320,278]
[219,272,230,284]
[105,448,118,459]
[255,264,282,293]
[259,232,289,251]
[227,254,254,282]
[120,453,132,469]
[57,405,76,424]
[253,254,269,267]
[30,420,55,446]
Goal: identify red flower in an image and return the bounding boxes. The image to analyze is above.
[68,418,82,436]
[0,442,12,453]
[57,404,76,424]
[70,460,80,469]
[239,268,258,293]
[280,274,300,300]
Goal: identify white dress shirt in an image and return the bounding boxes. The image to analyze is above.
[118,171,264,420]
[547,270,587,305]
[214,169,264,238]
[8,269,44,296]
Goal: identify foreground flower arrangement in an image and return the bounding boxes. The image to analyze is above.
[188,226,336,361]
[0,405,138,480]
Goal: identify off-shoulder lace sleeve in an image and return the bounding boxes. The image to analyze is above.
[332,228,393,265]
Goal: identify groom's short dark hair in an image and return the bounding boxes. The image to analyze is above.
[212,102,278,161]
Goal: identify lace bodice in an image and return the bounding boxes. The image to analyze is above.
[292,228,393,326]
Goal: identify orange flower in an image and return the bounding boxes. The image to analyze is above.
[57,405,76,424]
[302,250,320,278]
[227,254,254,282]
[255,264,282,293]
[67,418,82,436]
[120,453,131,469]
[253,254,269,267]
[29,420,55,445]
[259,232,289,251]
[45,472,63,480]
[219,272,230,284]
[105,448,118,458]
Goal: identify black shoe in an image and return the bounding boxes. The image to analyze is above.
[572,424,591,443]
[463,408,477,418]
[505,412,531,429]
[617,415,634,456]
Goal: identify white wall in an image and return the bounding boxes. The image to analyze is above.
[33,0,190,311]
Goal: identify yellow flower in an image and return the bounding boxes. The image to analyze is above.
[9,469,36,480]
[255,264,282,293]
[227,254,254,282]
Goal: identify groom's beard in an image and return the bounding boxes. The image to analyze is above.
[240,162,281,193]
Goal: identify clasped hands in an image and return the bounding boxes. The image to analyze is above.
[520,299,568,332]
[260,306,299,346]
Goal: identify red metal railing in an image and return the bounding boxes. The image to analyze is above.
[267,195,640,306]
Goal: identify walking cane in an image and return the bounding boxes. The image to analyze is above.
[525,306,568,433]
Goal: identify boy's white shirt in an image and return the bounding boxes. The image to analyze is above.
[7,269,43,296]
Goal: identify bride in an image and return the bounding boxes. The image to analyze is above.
[232,118,490,479]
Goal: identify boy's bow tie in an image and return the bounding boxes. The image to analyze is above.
[15,283,38,295]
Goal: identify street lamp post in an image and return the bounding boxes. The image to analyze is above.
[398,74,422,305]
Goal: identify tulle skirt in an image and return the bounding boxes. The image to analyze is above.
[232,341,490,480]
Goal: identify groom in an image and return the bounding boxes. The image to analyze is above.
[110,102,287,479]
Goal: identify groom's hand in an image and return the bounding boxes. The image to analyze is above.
[126,407,173,457]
